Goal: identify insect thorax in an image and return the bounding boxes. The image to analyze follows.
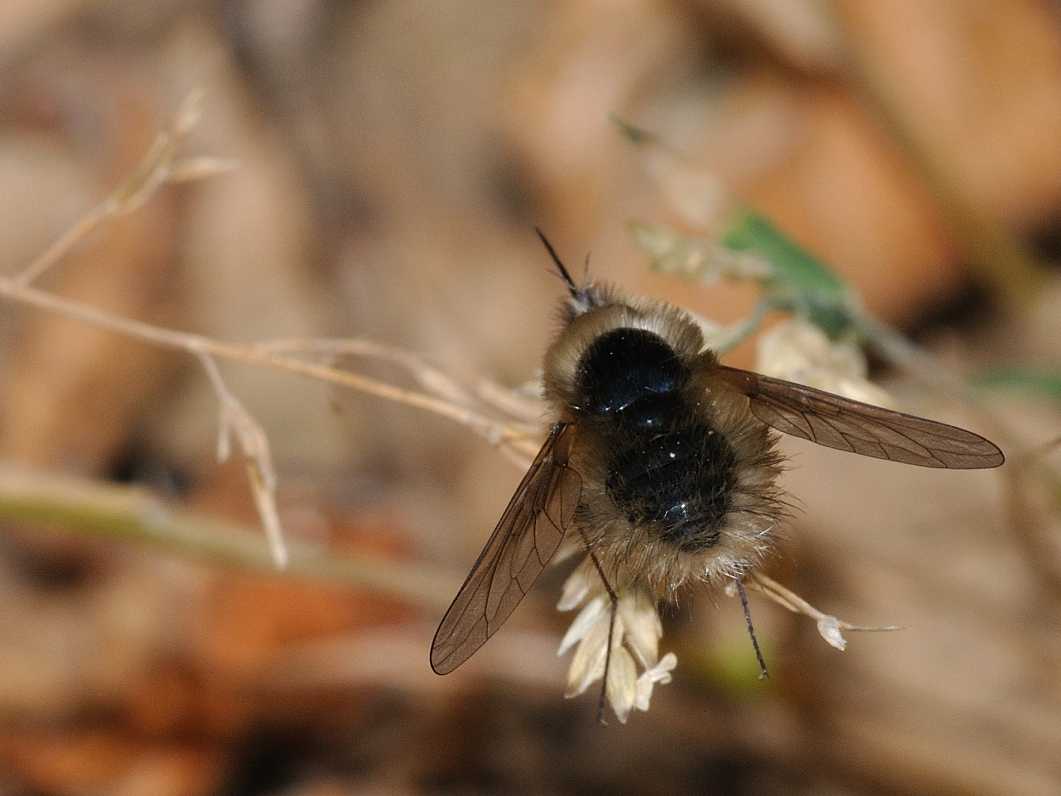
[574,327,737,552]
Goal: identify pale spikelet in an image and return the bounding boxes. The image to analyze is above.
[558,560,676,723]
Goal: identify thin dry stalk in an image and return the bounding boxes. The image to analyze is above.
[12,92,236,287]
[0,274,540,459]
[739,571,901,651]
[255,337,542,431]
[0,93,539,575]
[197,351,287,567]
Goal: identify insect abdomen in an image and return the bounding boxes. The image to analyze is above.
[575,328,736,552]
[604,419,735,552]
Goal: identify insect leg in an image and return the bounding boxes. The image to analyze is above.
[736,577,769,680]
[580,531,618,726]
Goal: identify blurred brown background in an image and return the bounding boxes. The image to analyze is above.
[1,1,1060,794]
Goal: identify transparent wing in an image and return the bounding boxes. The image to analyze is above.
[430,423,582,674]
[716,365,1004,469]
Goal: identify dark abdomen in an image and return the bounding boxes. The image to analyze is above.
[603,406,736,552]
[575,328,736,552]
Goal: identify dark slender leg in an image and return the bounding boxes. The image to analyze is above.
[581,533,617,725]
[736,578,769,680]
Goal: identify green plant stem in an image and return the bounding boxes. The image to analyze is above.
[0,466,457,608]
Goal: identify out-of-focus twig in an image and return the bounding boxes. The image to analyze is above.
[11,91,237,287]
[197,351,287,567]
[255,337,543,431]
[0,465,457,607]
[256,337,476,408]
[471,377,544,426]
[0,271,545,571]
[0,93,541,571]
[0,275,541,461]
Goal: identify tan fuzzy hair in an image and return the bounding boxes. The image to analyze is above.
[541,284,787,601]
[542,285,706,414]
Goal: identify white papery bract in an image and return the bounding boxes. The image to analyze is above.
[557,560,676,723]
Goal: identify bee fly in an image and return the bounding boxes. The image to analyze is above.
[430,229,1004,718]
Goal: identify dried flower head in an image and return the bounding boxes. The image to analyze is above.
[557,559,677,723]
[756,318,894,406]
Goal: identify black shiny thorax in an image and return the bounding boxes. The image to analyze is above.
[574,328,736,551]
[576,327,686,414]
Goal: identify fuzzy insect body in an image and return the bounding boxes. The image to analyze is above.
[429,232,1003,681]
[543,289,785,600]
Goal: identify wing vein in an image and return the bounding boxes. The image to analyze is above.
[430,423,582,674]
[715,365,1003,469]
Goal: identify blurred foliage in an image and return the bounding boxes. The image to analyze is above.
[973,368,1061,403]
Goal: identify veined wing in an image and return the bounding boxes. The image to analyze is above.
[716,365,1004,469]
[430,423,582,674]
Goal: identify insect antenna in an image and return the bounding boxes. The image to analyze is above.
[736,578,769,679]
[535,227,580,299]
[580,530,618,726]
